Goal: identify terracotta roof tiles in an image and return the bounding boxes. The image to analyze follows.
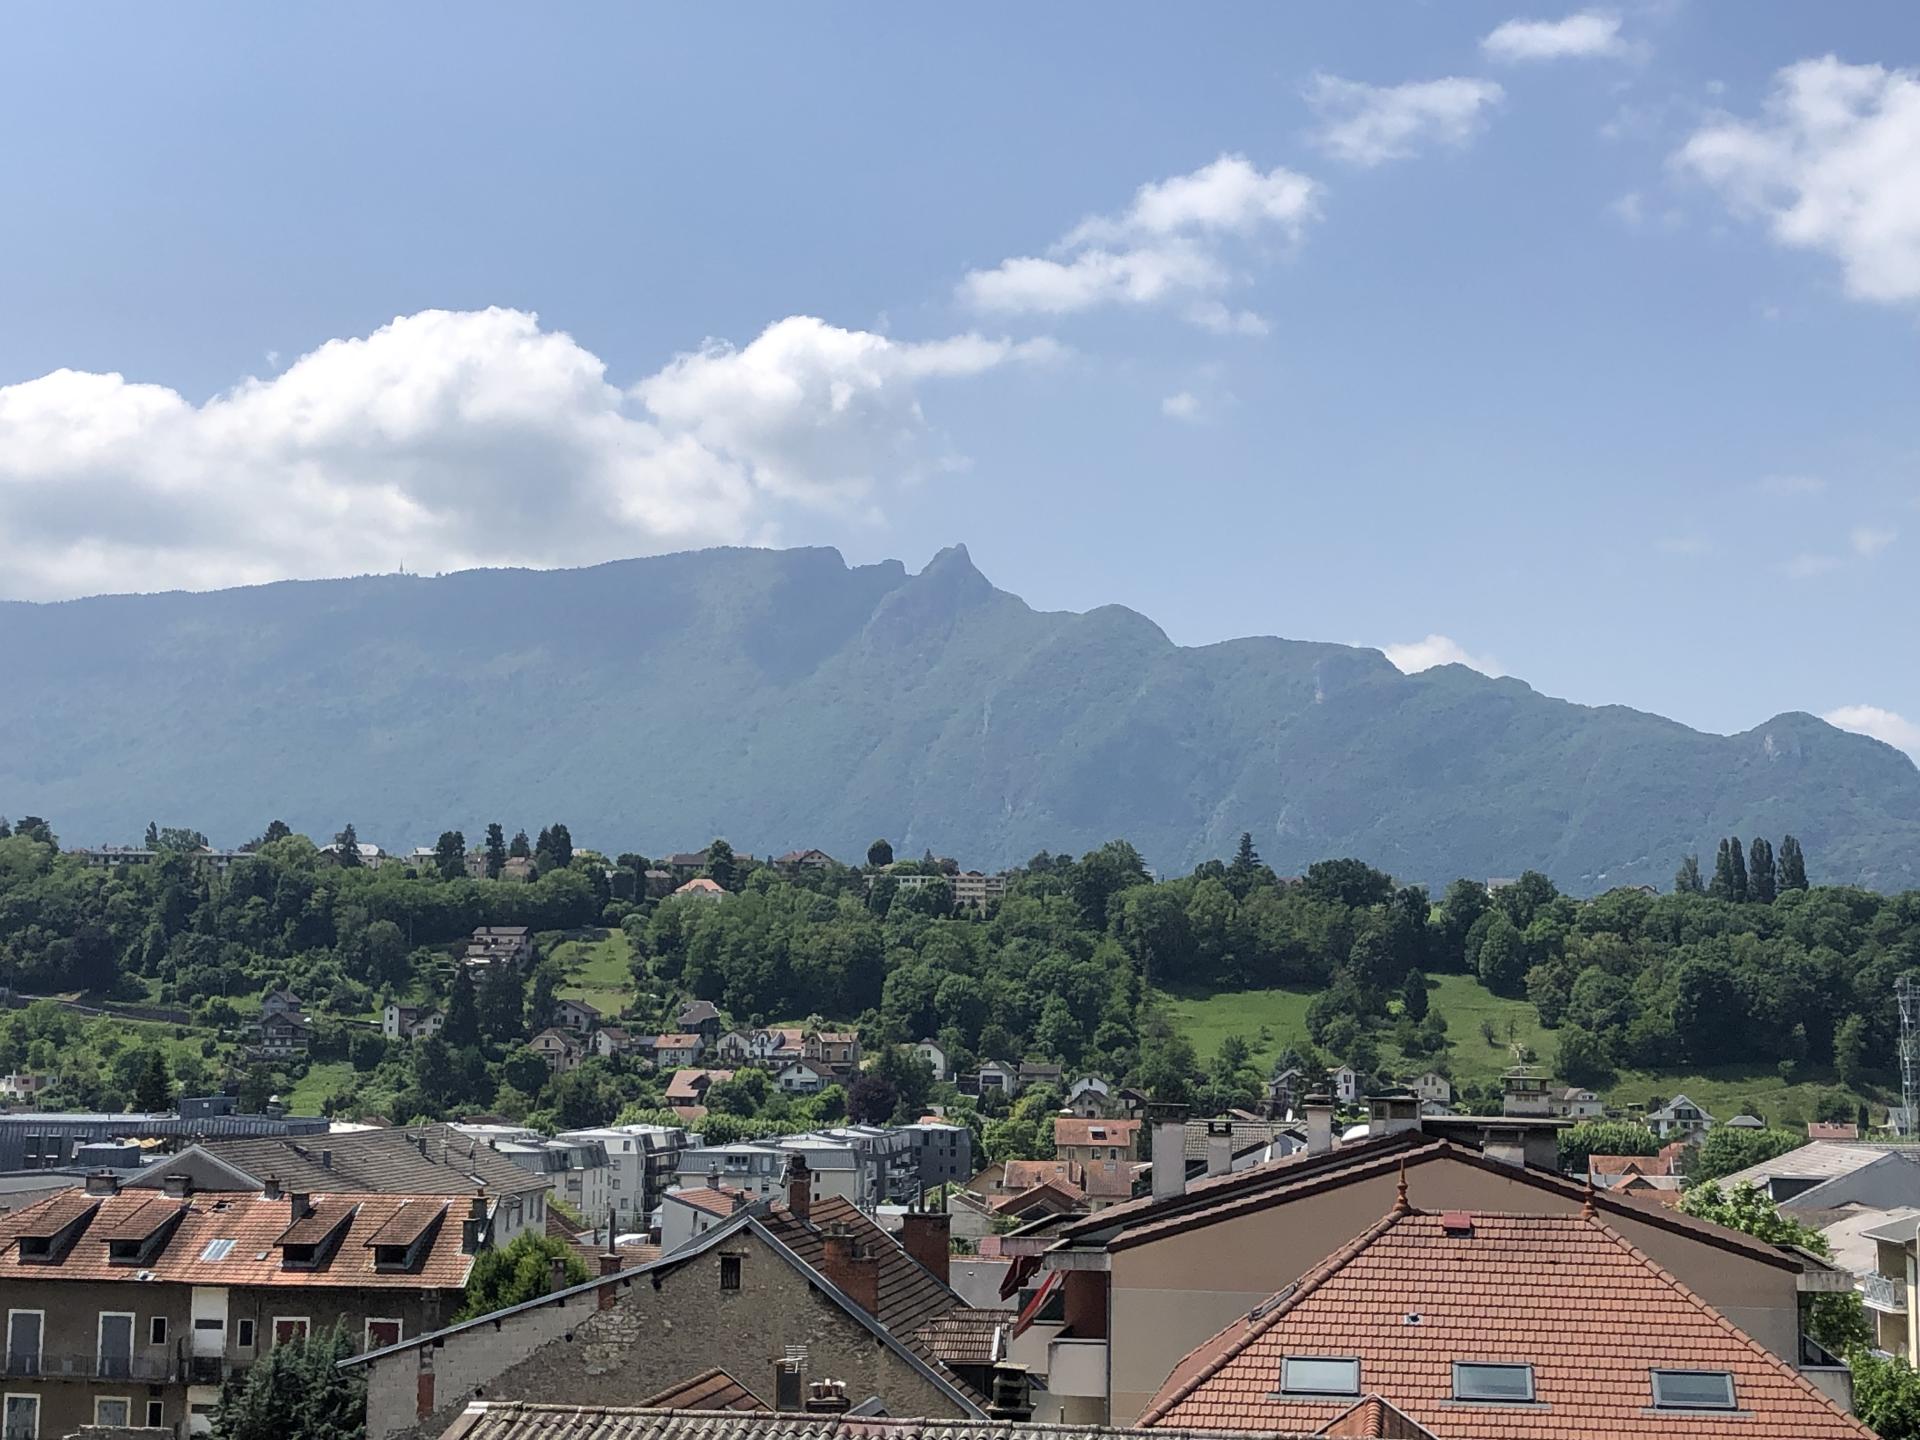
[637,1368,769,1413]
[1140,1208,1872,1438]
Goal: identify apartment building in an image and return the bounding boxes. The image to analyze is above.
[0,1173,476,1439]
[557,1124,696,1231]
[451,1126,611,1230]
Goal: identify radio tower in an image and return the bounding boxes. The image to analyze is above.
[1898,974,1918,1137]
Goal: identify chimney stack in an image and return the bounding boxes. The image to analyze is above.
[162,1172,192,1199]
[900,1208,952,1287]
[1150,1104,1189,1202]
[84,1170,120,1197]
[786,1154,812,1225]
[819,1225,880,1317]
[262,1173,282,1201]
[1305,1095,1334,1156]
[774,1358,805,1412]
[986,1364,1035,1422]
[549,1254,568,1293]
[804,1379,850,1414]
[1205,1120,1234,1178]
[288,1191,310,1221]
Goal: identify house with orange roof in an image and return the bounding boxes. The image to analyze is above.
[671,876,728,902]
[1139,1185,1872,1439]
[0,1171,479,1440]
[1054,1117,1143,1166]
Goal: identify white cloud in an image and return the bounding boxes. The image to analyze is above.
[0,308,1049,600]
[1161,391,1203,423]
[1824,704,1920,759]
[1482,11,1629,64]
[1784,552,1841,579]
[1675,58,1920,304]
[1610,192,1646,227]
[1851,524,1897,555]
[1307,74,1505,168]
[1381,634,1506,677]
[959,154,1319,322]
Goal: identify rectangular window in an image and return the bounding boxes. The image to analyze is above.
[365,1319,402,1350]
[4,1314,41,1376]
[145,1402,165,1428]
[3,1394,38,1440]
[93,1399,130,1428]
[1453,1362,1535,1403]
[720,1255,742,1290]
[271,1318,309,1346]
[1651,1370,1736,1410]
[149,1316,168,1346]
[1280,1356,1360,1396]
[236,1319,256,1349]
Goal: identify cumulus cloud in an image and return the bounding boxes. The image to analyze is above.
[1307,74,1505,167]
[1824,704,1920,759]
[1482,11,1629,64]
[1851,524,1898,556]
[1161,391,1203,423]
[958,154,1319,322]
[1675,57,1920,304]
[0,308,1049,600]
[1381,634,1506,677]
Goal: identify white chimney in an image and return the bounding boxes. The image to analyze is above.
[1305,1096,1334,1157]
[1151,1106,1189,1202]
[1205,1120,1234,1178]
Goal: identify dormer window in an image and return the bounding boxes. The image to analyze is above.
[282,1243,318,1268]
[1280,1356,1360,1396]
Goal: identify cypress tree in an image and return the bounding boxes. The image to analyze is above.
[485,823,508,879]
[1673,855,1704,894]
[1748,837,1776,904]
[444,965,480,1048]
[1710,839,1735,900]
[1779,835,1809,891]
[1729,837,1748,902]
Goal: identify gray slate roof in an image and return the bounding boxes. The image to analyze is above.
[192,1122,550,1195]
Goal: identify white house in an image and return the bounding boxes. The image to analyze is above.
[1411,1072,1452,1108]
[552,998,603,1035]
[977,1060,1019,1096]
[1648,1093,1715,1141]
[775,1059,831,1095]
[1332,1064,1360,1105]
[382,1003,443,1041]
[913,1039,950,1080]
[1552,1086,1606,1120]
[655,1033,706,1068]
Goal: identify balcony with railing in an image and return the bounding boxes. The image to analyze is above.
[1863,1272,1909,1313]
[0,1350,179,1382]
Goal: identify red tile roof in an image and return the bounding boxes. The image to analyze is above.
[1589,1153,1675,1178]
[1141,1203,1872,1438]
[638,1367,769,1412]
[1001,1159,1080,1192]
[667,1186,750,1219]
[1053,1118,1142,1150]
[1808,1122,1860,1142]
[0,1188,474,1290]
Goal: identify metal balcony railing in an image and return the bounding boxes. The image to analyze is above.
[0,1350,178,1381]
[1863,1273,1909,1312]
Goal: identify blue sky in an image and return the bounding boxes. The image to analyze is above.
[1,4,1917,754]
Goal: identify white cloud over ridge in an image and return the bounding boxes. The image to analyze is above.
[959,154,1320,322]
[1824,704,1920,759]
[1676,57,1920,304]
[0,308,1050,600]
[1307,74,1505,167]
[1482,12,1629,64]
[1382,634,1506,677]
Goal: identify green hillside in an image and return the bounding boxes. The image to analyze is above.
[4,544,1919,891]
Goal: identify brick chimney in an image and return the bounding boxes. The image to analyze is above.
[819,1225,880,1317]
[786,1154,812,1225]
[899,1209,951,1287]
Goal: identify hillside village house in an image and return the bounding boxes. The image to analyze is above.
[1054,1118,1142,1167]
[673,877,728,901]
[805,1030,862,1075]
[551,998,602,1035]
[1550,1085,1605,1119]
[775,1059,832,1095]
[677,1000,724,1038]
[913,1040,950,1080]
[774,849,836,872]
[1330,1065,1359,1105]
[666,1069,735,1117]
[976,1061,1018,1096]
[254,1007,312,1059]
[530,1028,584,1075]
[1648,1093,1716,1141]
[1409,1071,1451,1109]
[1018,1104,1849,1426]
[589,1026,638,1060]
[382,1003,443,1041]
[0,1174,478,1440]
[465,926,534,972]
[656,1033,707,1068]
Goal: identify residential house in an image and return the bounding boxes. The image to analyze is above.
[0,1073,51,1104]
[642,868,676,898]
[659,1185,751,1252]
[672,877,728,902]
[551,998,603,1036]
[557,1124,695,1231]
[1647,1093,1715,1142]
[1054,1118,1143,1167]
[1811,1121,1862,1142]
[589,1026,638,1060]
[1182,1118,1302,1180]
[774,849,836,873]
[913,1040,950,1081]
[752,1027,807,1064]
[256,1007,313,1060]
[466,926,535,972]
[1066,1076,1112,1115]
[259,988,303,1020]
[429,1407,1354,1440]
[0,1109,329,1174]
[344,1172,995,1440]
[775,1060,832,1095]
[1587,1152,1679,1191]
[1266,1067,1306,1117]
[1499,1065,1552,1118]
[1830,1207,1920,1361]
[655,1033,707,1069]
[1019,1062,1064,1092]
[1330,1065,1360,1106]
[950,871,1008,912]
[677,1001,724,1040]
[529,1028,584,1076]
[1136,1200,1871,1440]
[902,1121,973,1193]
[1409,1072,1451,1110]
[1549,1085,1604,1120]
[452,1126,612,1228]
[665,1069,735,1118]
[805,1030,862,1075]
[382,1004,443,1041]
[1029,1115,1843,1425]
[0,1173,479,1440]
[1728,1144,1920,1211]
[131,1123,555,1246]
[712,1031,755,1065]
[975,1061,1018,1097]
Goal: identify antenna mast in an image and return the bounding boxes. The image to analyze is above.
[1898,974,1918,1137]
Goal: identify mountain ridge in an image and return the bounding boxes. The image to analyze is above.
[2,542,1916,892]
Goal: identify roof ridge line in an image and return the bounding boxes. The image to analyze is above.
[1137,1203,1411,1426]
